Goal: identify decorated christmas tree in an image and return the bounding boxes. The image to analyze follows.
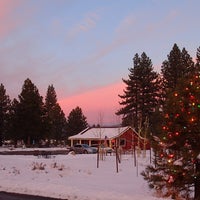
[142,72,200,199]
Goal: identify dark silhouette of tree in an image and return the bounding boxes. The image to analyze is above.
[44,85,67,140]
[67,106,88,137]
[7,98,20,142]
[0,84,11,146]
[195,46,200,72]
[142,72,200,199]
[116,52,161,131]
[12,78,45,145]
[161,43,195,92]
[143,45,200,199]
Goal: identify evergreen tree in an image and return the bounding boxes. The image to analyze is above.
[181,47,195,73]
[116,52,161,131]
[142,73,200,199]
[44,85,67,140]
[7,98,20,142]
[0,84,11,146]
[195,47,200,72]
[67,106,88,137]
[45,85,57,110]
[13,78,45,145]
[161,43,195,91]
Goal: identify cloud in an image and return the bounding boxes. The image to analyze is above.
[66,12,99,42]
[115,14,136,35]
[148,9,179,34]
[80,14,136,67]
[93,8,179,64]
[0,0,20,38]
[0,0,36,40]
[59,81,125,125]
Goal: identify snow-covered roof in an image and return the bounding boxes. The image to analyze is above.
[69,126,134,140]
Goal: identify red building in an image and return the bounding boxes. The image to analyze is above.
[68,126,149,152]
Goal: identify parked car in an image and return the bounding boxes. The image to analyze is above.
[68,144,94,154]
[91,144,114,155]
[100,144,113,155]
[90,146,98,154]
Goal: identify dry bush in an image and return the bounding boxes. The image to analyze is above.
[32,162,46,170]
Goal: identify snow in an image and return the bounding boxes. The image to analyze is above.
[173,157,183,166]
[0,148,166,200]
[68,126,131,140]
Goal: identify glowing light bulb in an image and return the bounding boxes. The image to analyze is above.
[191,117,195,122]
[168,159,172,163]
[175,132,179,136]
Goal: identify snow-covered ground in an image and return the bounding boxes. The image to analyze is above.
[0,148,166,200]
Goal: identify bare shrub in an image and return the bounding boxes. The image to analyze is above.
[32,162,46,170]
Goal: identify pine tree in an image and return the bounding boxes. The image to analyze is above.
[195,47,200,72]
[0,84,11,146]
[13,78,45,145]
[116,52,161,130]
[161,43,195,91]
[44,85,67,141]
[67,106,88,137]
[142,73,200,199]
[45,85,57,110]
[7,98,20,142]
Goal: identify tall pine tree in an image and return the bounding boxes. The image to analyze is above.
[161,43,195,92]
[13,78,45,145]
[44,85,67,141]
[0,84,11,146]
[195,47,200,72]
[7,98,20,143]
[142,47,200,199]
[116,52,161,130]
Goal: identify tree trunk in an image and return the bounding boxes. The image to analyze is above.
[194,158,200,200]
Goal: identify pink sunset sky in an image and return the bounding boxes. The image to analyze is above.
[0,0,199,125]
[59,82,125,125]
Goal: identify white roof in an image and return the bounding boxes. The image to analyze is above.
[68,126,133,140]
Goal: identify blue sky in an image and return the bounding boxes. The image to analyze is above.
[0,0,200,124]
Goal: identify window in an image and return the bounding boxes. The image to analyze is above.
[120,138,126,146]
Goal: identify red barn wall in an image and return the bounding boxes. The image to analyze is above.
[117,128,150,151]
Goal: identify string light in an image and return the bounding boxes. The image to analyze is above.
[158,74,200,191]
[168,175,174,183]
[175,132,179,136]
[162,126,167,130]
[190,117,195,122]
[175,113,180,118]
[169,154,174,158]
[174,93,178,97]
[190,95,195,100]
[163,136,166,140]
[168,159,172,164]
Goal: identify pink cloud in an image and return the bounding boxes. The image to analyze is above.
[66,12,99,42]
[59,82,125,125]
[0,0,24,38]
[0,0,20,18]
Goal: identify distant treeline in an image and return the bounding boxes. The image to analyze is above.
[0,78,88,146]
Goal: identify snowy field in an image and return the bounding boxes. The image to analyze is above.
[0,148,167,200]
